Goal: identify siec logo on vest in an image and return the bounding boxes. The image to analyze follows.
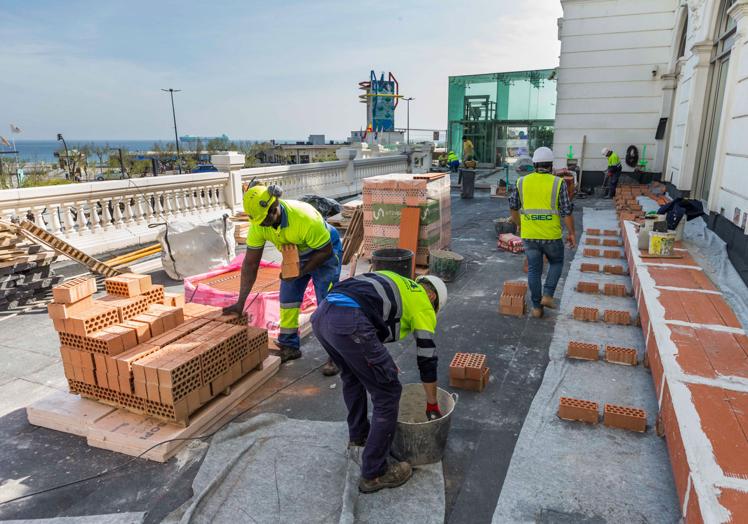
[527,214,554,221]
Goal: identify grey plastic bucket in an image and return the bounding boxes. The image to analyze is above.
[391,384,457,466]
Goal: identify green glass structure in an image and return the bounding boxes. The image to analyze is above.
[448,69,557,166]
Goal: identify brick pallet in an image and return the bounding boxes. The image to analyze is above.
[362,173,451,266]
[0,224,62,310]
[49,273,269,425]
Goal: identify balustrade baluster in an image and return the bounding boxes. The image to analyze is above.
[88,200,102,232]
[101,198,114,231]
[48,204,63,235]
[112,197,124,229]
[76,201,90,235]
[134,195,146,224]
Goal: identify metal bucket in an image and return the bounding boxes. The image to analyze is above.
[391,384,457,466]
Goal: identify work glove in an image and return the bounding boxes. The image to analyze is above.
[426,403,442,421]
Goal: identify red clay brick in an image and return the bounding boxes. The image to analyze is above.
[499,293,526,316]
[573,306,599,322]
[576,281,599,294]
[602,238,622,247]
[502,281,528,296]
[580,263,600,273]
[605,345,638,366]
[603,264,626,275]
[558,397,598,424]
[603,283,628,297]
[586,237,601,246]
[449,366,489,392]
[604,309,632,325]
[603,403,646,432]
[585,228,601,235]
[602,229,619,237]
[583,248,601,257]
[567,341,599,361]
[603,250,622,259]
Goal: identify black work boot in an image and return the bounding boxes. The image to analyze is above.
[272,344,302,363]
[359,461,413,494]
[321,358,340,376]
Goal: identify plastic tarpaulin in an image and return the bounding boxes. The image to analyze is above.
[184,254,317,339]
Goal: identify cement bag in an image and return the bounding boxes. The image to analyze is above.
[155,215,235,280]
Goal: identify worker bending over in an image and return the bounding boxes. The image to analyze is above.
[311,271,448,493]
[224,184,342,376]
[510,147,577,318]
[602,147,623,198]
[447,150,460,173]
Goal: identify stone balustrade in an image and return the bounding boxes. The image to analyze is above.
[0,153,408,256]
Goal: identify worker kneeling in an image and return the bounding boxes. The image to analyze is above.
[311,271,447,493]
[224,184,342,376]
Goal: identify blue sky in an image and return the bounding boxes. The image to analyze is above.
[0,0,562,140]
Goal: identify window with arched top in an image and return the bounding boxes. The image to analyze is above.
[694,0,737,200]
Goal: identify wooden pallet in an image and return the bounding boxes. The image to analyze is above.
[27,355,280,462]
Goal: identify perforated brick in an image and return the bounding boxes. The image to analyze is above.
[97,294,150,321]
[585,229,601,236]
[602,229,619,237]
[558,397,599,424]
[604,310,632,326]
[104,276,141,297]
[66,305,120,336]
[603,283,628,297]
[567,341,599,361]
[145,398,190,424]
[576,281,599,294]
[502,281,528,297]
[603,403,646,432]
[604,265,626,275]
[52,276,97,304]
[573,306,598,322]
[603,238,622,247]
[58,331,87,350]
[143,284,165,305]
[499,293,526,316]
[583,248,601,257]
[605,345,638,366]
[586,237,601,246]
[580,263,600,273]
[603,250,622,259]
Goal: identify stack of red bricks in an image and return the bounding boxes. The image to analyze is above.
[499,280,527,316]
[449,352,489,392]
[50,274,269,425]
[614,183,670,227]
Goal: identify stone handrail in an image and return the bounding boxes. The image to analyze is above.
[0,154,408,255]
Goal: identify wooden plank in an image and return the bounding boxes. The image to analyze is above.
[86,355,280,462]
[27,392,117,437]
[398,207,421,278]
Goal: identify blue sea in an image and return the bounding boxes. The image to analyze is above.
[6,139,301,163]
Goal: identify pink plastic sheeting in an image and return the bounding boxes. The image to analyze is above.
[183,253,317,340]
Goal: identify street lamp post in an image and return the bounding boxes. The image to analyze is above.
[161,88,182,174]
[404,97,415,145]
[56,133,71,180]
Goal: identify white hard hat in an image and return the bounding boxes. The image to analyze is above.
[416,275,448,313]
[532,147,554,164]
[601,147,611,156]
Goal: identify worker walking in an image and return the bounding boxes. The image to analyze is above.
[447,150,459,173]
[602,147,623,198]
[224,184,342,376]
[311,271,448,493]
[510,147,577,318]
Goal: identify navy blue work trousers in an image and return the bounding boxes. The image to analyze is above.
[311,301,402,480]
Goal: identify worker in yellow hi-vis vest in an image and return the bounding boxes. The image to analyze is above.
[510,147,577,318]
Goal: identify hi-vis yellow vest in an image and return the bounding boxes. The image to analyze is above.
[517,172,563,240]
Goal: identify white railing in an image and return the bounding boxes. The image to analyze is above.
[0,154,408,256]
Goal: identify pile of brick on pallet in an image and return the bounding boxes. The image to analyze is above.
[448,352,490,392]
[362,173,451,266]
[50,273,268,425]
[0,224,62,310]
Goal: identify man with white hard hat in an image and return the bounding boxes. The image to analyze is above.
[510,146,577,318]
[601,147,623,198]
[311,270,448,493]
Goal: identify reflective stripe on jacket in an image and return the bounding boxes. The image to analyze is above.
[517,172,563,240]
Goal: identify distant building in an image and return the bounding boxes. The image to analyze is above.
[308,134,325,145]
[263,144,341,164]
[447,69,557,166]
[554,0,748,278]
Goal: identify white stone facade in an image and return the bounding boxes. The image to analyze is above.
[555,0,748,231]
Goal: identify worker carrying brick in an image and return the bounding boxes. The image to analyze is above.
[311,270,448,493]
[224,184,342,376]
[602,147,623,198]
[510,147,577,318]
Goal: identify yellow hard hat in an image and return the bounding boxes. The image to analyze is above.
[243,185,276,225]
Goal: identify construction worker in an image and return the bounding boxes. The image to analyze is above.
[510,147,577,318]
[311,271,448,494]
[447,150,459,173]
[462,136,474,161]
[602,147,623,198]
[224,184,342,376]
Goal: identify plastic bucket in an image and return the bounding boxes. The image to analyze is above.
[391,384,457,466]
[371,248,414,279]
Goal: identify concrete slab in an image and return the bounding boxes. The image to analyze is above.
[0,379,60,417]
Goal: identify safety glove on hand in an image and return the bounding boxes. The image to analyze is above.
[426,403,442,421]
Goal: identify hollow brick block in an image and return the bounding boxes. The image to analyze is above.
[576,281,599,294]
[605,345,638,366]
[586,238,601,246]
[603,403,646,432]
[52,276,97,304]
[104,276,141,298]
[558,397,599,424]
[603,283,628,297]
[603,239,622,247]
[602,229,619,237]
[603,250,622,259]
[502,281,528,296]
[281,245,300,279]
[567,341,599,361]
[604,309,632,326]
[580,263,600,273]
[604,265,626,275]
[586,228,601,235]
[573,306,598,322]
[583,248,601,258]
[499,293,526,316]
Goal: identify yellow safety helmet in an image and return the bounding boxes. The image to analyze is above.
[243,185,277,225]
